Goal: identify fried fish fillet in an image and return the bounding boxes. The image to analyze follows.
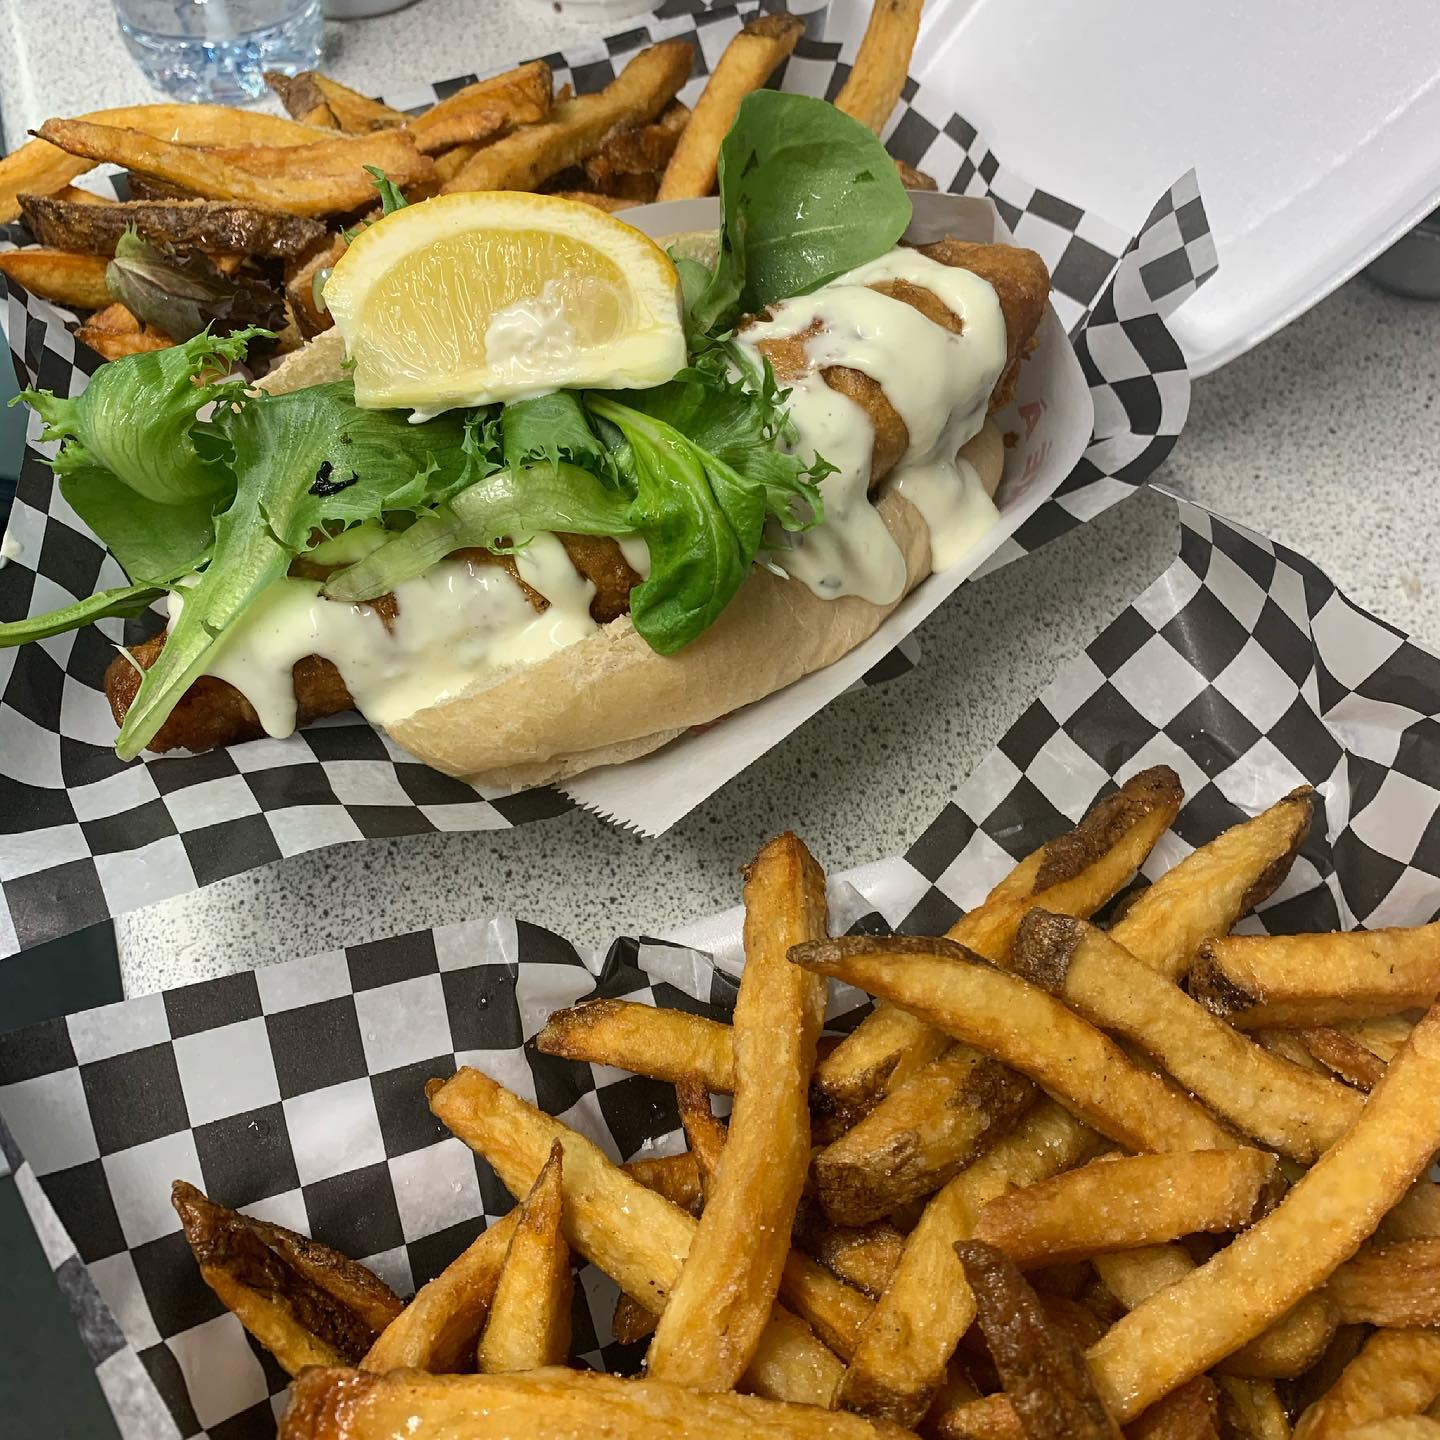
[105,239,1049,755]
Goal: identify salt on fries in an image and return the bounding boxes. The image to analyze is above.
[164,752,1440,1438]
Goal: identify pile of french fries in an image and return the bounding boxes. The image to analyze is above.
[0,0,929,362]
[170,764,1440,1439]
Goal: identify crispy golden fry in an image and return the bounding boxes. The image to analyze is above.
[812,767,1182,1134]
[1344,1012,1418,1057]
[363,1210,520,1372]
[648,833,829,1391]
[536,999,736,1093]
[813,1045,1035,1225]
[1298,1026,1387,1090]
[791,936,1234,1155]
[1255,1027,1330,1075]
[1192,922,1440,1029]
[894,157,938,190]
[834,0,924,133]
[476,1142,572,1373]
[1219,1292,1335,1379]
[657,14,803,200]
[280,1366,910,1440]
[1110,789,1314,981]
[974,1150,1279,1269]
[1292,1329,1440,1439]
[1091,1245,1195,1308]
[428,1067,843,1407]
[955,1239,1122,1439]
[172,1181,403,1376]
[583,101,689,200]
[20,193,327,257]
[1127,1379,1221,1440]
[75,301,173,358]
[433,143,478,182]
[613,1292,657,1345]
[49,184,113,204]
[0,248,111,309]
[675,1077,727,1193]
[1011,912,1361,1162]
[1383,1182,1440,1241]
[0,103,328,220]
[545,189,639,212]
[266,71,406,134]
[1343,1422,1440,1440]
[408,60,553,155]
[34,119,432,217]
[1324,1238,1440,1325]
[444,41,692,193]
[622,1151,704,1214]
[1214,1378,1291,1440]
[1085,999,1440,1421]
[837,1098,1095,1426]
[936,1392,1027,1440]
[792,1203,905,1298]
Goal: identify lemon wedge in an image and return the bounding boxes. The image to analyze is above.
[323,191,687,412]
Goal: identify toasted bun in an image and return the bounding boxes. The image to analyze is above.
[260,240,1004,788]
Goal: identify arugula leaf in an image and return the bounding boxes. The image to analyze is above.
[114,382,492,760]
[105,229,286,343]
[323,462,638,602]
[0,580,171,647]
[691,91,911,334]
[500,392,613,480]
[365,165,409,215]
[15,327,264,507]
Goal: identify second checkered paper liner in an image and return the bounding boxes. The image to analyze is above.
[3,496,1439,1440]
[0,0,1215,956]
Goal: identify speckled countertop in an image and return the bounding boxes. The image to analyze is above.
[4,2,1437,993]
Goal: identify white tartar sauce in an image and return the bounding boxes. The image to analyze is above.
[732,247,1007,604]
[175,531,598,737]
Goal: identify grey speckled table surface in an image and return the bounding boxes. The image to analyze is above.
[3,0,1437,994]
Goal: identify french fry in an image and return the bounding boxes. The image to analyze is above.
[790,936,1236,1155]
[837,1098,1096,1426]
[1126,1378,1221,1440]
[0,248,111,309]
[954,1239,1122,1439]
[1256,1027,1331,1075]
[476,1142,572,1373]
[893,158,939,191]
[20,193,327,258]
[171,1181,403,1376]
[1292,1329,1440,1439]
[545,189,640,212]
[584,101,689,200]
[812,766,1183,1133]
[1084,999,1440,1421]
[1383,1181,1440,1241]
[536,999,736,1093]
[433,143,479,182]
[1010,912,1362,1162]
[363,1210,521,1372]
[266,71,406,134]
[0,102,329,220]
[834,0,925,134]
[1215,1377,1291,1440]
[34,118,432,217]
[657,14,803,200]
[1109,789,1314,981]
[613,1292,657,1345]
[1343,1422,1440,1440]
[973,1150,1280,1269]
[444,41,693,193]
[647,833,829,1391]
[1325,1239,1440,1325]
[623,1150,704,1214]
[1192,922,1440,1029]
[280,1366,910,1440]
[813,1046,1035,1225]
[792,1205,905,1298]
[428,1066,843,1407]
[408,60,553,155]
[75,301,173,358]
[1298,1026,1388,1090]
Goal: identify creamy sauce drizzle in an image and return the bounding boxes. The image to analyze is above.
[732,248,1007,603]
[176,532,598,737]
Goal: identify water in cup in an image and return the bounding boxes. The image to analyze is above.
[113,0,325,104]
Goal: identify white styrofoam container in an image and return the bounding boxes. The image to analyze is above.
[827,0,1440,374]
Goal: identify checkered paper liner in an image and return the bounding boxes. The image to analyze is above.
[3,493,1439,1439]
[0,0,1216,958]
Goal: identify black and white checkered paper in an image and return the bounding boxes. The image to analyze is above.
[0,0,1216,958]
[3,493,1437,1439]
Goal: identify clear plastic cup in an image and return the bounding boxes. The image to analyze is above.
[112,0,325,104]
